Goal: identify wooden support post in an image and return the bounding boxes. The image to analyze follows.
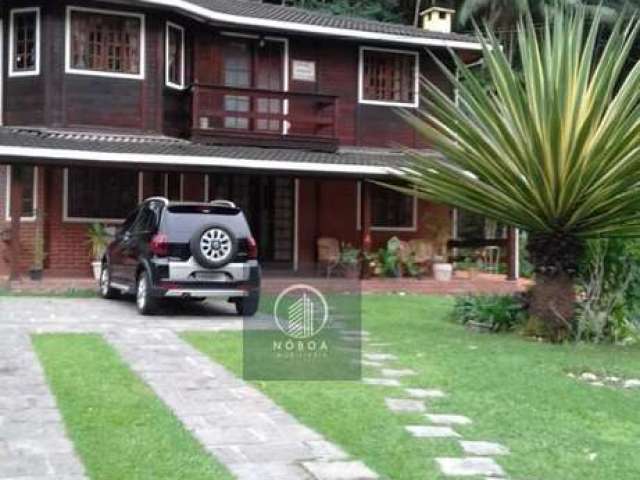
[360,180,372,253]
[507,226,519,281]
[9,166,24,282]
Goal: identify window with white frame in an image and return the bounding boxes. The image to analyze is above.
[359,47,419,107]
[9,7,40,77]
[5,165,37,220]
[166,22,185,89]
[66,7,145,79]
[64,167,139,222]
[370,183,417,230]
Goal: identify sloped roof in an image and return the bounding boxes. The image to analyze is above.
[0,127,415,176]
[138,0,481,49]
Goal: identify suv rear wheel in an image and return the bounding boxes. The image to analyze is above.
[136,270,159,315]
[234,291,260,317]
[99,264,119,299]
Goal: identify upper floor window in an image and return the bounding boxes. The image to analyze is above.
[166,22,185,89]
[66,7,145,80]
[359,47,419,107]
[9,7,40,77]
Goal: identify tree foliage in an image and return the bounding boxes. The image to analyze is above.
[289,0,404,23]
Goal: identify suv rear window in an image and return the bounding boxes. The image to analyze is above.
[161,206,251,241]
[167,205,240,215]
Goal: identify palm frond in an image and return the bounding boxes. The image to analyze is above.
[397,5,640,239]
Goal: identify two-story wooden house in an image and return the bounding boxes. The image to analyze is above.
[0,0,510,279]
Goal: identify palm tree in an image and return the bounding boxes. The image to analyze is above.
[398,6,640,340]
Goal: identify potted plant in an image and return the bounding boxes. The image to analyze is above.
[339,244,361,279]
[87,223,110,280]
[425,215,453,282]
[29,209,46,281]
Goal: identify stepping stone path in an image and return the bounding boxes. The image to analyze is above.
[405,388,446,399]
[426,414,472,426]
[436,457,505,477]
[107,329,380,480]
[460,441,510,456]
[406,426,461,438]
[361,337,512,479]
[362,378,401,387]
[384,398,426,413]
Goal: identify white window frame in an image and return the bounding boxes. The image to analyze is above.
[65,6,146,80]
[165,21,186,89]
[370,187,419,232]
[8,7,41,78]
[358,46,419,108]
[5,165,38,222]
[63,168,141,224]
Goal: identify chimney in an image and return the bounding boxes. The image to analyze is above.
[420,6,455,34]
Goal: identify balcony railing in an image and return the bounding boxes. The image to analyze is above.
[191,84,339,152]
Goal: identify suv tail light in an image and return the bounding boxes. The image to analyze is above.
[247,236,258,260]
[150,233,169,257]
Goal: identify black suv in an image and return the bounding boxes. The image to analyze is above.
[99,197,261,316]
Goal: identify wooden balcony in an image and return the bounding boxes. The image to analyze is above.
[190,84,339,153]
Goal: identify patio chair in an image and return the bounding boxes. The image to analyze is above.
[317,237,341,278]
[408,239,435,275]
[483,246,501,274]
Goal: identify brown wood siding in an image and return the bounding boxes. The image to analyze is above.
[1,1,456,148]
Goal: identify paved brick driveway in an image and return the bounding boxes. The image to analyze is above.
[0,297,378,480]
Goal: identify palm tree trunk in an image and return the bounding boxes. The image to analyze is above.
[527,232,585,342]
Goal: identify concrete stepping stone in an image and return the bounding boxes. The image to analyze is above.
[302,460,379,479]
[426,414,472,426]
[460,441,510,456]
[385,398,426,413]
[405,388,446,399]
[406,425,461,438]
[381,368,416,378]
[436,457,505,477]
[363,378,401,387]
[361,360,385,368]
[364,353,397,362]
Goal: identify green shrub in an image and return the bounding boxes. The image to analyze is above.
[576,239,640,344]
[452,294,527,332]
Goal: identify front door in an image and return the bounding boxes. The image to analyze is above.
[221,37,286,133]
[208,174,294,268]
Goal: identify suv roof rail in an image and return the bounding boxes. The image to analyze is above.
[210,200,237,208]
[145,196,169,205]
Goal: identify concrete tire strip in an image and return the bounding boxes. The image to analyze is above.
[362,343,511,479]
[0,332,87,480]
[107,329,380,480]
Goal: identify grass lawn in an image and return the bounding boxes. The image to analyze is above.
[184,295,640,480]
[33,334,232,480]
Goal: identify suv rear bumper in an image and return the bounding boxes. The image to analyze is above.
[164,288,249,298]
[149,259,260,299]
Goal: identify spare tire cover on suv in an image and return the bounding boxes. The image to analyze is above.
[191,224,238,269]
